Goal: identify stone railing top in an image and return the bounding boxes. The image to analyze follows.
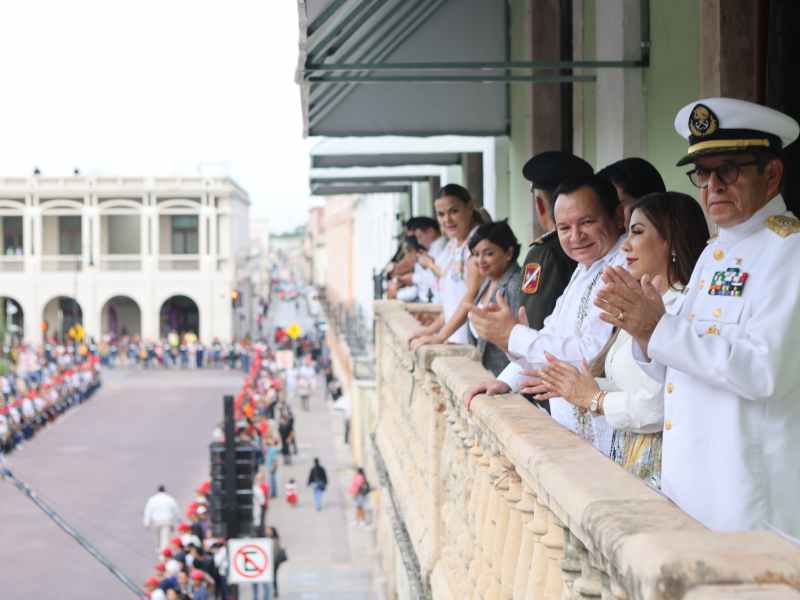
[433,355,800,597]
[374,300,477,372]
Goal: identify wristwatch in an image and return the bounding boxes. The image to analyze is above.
[589,391,605,416]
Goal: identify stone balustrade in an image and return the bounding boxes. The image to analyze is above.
[371,300,800,600]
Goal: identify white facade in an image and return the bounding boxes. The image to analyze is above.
[0,175,251,343]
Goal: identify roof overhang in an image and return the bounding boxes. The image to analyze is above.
[311,183,411,196]
[310,164,447,196]
[296,0,509,137]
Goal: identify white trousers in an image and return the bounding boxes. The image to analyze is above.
[155,523,173,553]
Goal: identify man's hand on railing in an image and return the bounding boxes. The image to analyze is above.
[464,380,511,411]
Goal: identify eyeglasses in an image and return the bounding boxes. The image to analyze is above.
[686,160,761,189]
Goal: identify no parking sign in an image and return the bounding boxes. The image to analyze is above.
[227,538,273,584]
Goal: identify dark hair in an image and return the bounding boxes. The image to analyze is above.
[406,216,440,232]
[598,158,666,200]
[552,175,620,220]
[435,183,484,226]
[468,219,521,263]
[158,485,166,492]
[436,183,471,205]
[627,191,710,287]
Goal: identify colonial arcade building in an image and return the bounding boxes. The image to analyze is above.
[0,175,251,343]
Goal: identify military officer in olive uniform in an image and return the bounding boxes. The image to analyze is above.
[596,98,800,537]
[465,151,592,407]
[518,152,593,329]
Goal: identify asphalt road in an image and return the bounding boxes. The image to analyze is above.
[0,366,244,598]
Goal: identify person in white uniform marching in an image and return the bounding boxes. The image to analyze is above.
[143,484,182,554]
[595,97,800,537]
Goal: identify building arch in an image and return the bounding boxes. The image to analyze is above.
[41,295,83,342]
[101,295,142,339]
[0,295,24,343]
[159,294,200,339]
[157,199,201,214]
[97,199,142,213]
[39,199,84,213]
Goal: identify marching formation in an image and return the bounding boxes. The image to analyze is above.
[0,343,101,454]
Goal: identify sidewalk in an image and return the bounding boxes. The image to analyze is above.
[237,382,375,600]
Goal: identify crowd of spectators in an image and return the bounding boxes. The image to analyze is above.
[96,334,253,372]
[0,342,101,454]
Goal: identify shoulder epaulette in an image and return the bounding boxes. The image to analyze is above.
[766,214,800,238]
[529,230,555,247]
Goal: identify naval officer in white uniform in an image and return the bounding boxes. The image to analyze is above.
[595,97,800,537]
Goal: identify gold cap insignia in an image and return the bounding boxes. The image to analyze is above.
[689,103,719,138]
[766,215,800,237]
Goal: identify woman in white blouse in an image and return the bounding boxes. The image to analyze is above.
[537,192,709,486]
[409,184,484,349]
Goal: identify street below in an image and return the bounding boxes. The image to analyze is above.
[0,367,243,598]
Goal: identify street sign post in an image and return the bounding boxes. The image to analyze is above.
[227,538,273,584]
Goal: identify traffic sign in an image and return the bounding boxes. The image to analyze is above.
[228,537,273,583]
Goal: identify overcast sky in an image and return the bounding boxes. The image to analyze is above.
[0,0,313,233]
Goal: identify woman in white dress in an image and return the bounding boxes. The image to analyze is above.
[409,184,485,349]
[537,192,709,486]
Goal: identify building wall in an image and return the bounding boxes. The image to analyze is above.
[644,0,700,196]
[324,196,356,306]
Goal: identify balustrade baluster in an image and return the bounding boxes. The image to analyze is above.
[525,500,552,599]
[542,513,566,600]
[512,486,537,600]
[499,473,522,600]
[476,454,503,598]
[560,529,585,600]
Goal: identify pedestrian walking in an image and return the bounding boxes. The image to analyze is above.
[306,457,328,511]
[348,468,371,526]
[297,375,311,411]
[269,527,287,598]
[285,478,298,507]
[142,484,181,554]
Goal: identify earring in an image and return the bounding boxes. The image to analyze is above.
[671,251,677,263]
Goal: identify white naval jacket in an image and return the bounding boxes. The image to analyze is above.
[496,237,626,455]
[635,195,800,537]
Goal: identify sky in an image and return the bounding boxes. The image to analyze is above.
[0,0,313,233]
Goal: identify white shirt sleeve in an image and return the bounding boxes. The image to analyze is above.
[507,306,614,371]
[631,339,667,383]
[602,381,664,433]
[496,361,524,392]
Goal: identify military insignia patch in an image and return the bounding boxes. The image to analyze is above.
[688,103,719,138]
[708,267,748,297]
[522,263,542,294]
[766,215,800,237]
